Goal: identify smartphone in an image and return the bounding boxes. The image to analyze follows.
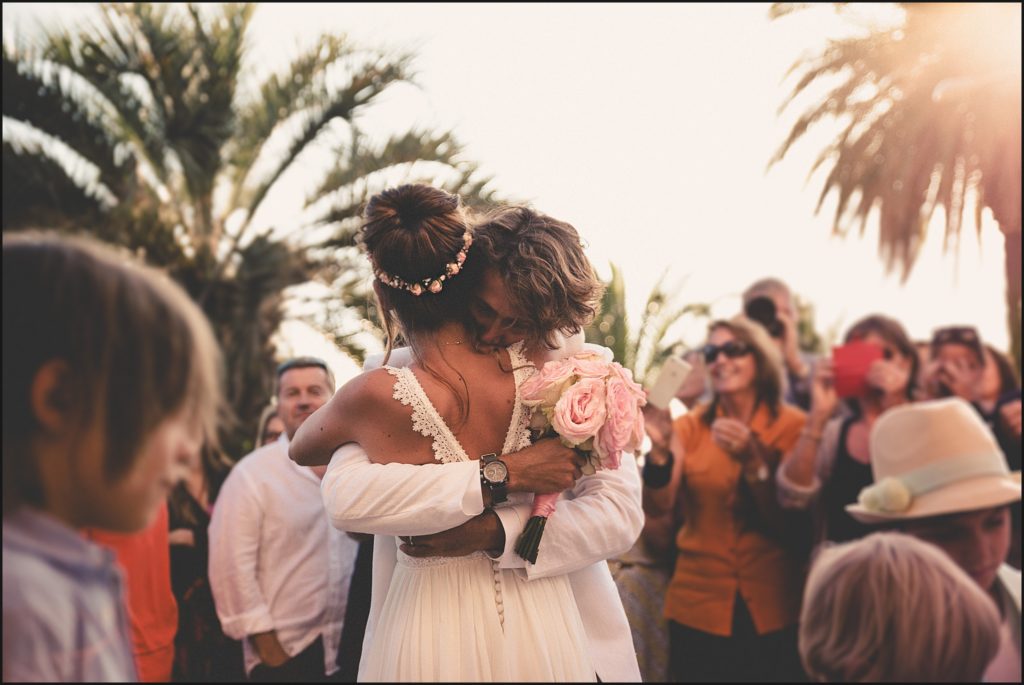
[646,355,694,410]
[832,340,883,399]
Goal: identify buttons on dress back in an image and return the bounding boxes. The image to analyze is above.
[491,559,505,627]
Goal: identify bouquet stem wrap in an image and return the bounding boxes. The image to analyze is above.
[514,351,646,564]
[513,493,558,563]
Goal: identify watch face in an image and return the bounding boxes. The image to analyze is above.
[483,461,508,483]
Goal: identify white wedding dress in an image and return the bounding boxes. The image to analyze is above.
[358,342,595,682]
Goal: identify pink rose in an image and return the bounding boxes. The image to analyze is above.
[571,353,612,379]
[611,362,647,402]
[596,376,642,469]
[551,377,608,446]
[521,359,576,408]
[632,404,646,455]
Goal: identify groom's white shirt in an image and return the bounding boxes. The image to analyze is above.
[321,333,643,682]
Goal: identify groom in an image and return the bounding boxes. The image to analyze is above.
[294,205,643,682]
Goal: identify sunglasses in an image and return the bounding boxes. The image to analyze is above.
[702,340,753,364]
[932,326,980,347]
[276,356,330,377]
[931,326,984,363]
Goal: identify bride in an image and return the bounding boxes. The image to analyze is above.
[305,184,594,681]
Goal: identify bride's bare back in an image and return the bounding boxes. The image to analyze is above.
[313,343,521,466]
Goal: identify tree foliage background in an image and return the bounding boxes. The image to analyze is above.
[3,2,498,456]
[771,2,1021,374]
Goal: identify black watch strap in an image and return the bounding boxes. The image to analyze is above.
[480,453,509,505]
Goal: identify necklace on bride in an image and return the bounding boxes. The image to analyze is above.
[439,339,464,346]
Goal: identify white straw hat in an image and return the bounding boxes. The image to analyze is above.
[847,398,1021,524]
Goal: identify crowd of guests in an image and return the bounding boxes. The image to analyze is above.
[2,221,1021,683]
[624,277,1021,682]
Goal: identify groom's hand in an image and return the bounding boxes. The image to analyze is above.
[504,438,585,494]
[399,509,505,558]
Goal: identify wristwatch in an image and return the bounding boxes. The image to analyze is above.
[480,453,509,505]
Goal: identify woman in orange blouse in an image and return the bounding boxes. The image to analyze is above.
[643,315,809,682]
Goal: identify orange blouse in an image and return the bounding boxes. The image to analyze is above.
[663,401,807,637]
[83,502,178,682]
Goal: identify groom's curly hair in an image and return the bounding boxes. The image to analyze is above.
[472,207,604,351]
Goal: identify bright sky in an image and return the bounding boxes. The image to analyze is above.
[4,3,1013,385]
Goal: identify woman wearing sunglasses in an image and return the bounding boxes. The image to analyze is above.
[777,315,919,546]
[641,316,809,682]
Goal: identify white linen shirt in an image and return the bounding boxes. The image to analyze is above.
[209,435,359,676]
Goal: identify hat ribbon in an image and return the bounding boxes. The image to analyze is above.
[859,454,1008,514]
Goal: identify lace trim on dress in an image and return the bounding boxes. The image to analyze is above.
[505,341,537,454]
[384,366,470,465]
[387,342,536,631]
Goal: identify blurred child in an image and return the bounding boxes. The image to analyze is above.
[3,231,223,681]
[800,532,1000,682]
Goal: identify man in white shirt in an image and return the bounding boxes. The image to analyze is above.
[293,207,644,681]
[210,357,359,682]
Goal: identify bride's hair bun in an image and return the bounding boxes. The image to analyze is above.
[361,184,485,372]
[367,184,460,230]
[362,184,468,287]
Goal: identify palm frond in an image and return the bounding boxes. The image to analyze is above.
[772,2,1022,372]
[3,46,135,197]
[44,17,172,189]
[227,32,358,207]
[237,52,411,235]
[308,129,497,247]
[2,140,106,228]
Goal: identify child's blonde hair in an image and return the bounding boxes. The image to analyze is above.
[3,231,224,513]
[800,531,1001,682]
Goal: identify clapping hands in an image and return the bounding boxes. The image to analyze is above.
[924,357,980,401]
[711,417,753,460]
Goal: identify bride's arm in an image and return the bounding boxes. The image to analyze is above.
[291,367,427,467]
[302,348,484,536]
[289,375,361,467]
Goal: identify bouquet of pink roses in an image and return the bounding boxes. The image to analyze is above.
[514,350,647,563]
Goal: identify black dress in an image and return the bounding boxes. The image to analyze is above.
[821,417,877,544]
[168,483,246,682]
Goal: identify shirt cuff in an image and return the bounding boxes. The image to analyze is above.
[488,503,530,570]
[460,463,485,516]
[217,606,276,641]
[775,465,820,509]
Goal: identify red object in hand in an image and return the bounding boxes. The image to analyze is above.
[832,341,883,399]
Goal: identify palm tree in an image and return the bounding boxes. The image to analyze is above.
[770,3,1022,373]
[3,3,496,455]
[585,264,711,385]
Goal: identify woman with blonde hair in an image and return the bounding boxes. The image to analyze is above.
[800,531,1001,682]
[254,403,285,448]
[642,315,810,681]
